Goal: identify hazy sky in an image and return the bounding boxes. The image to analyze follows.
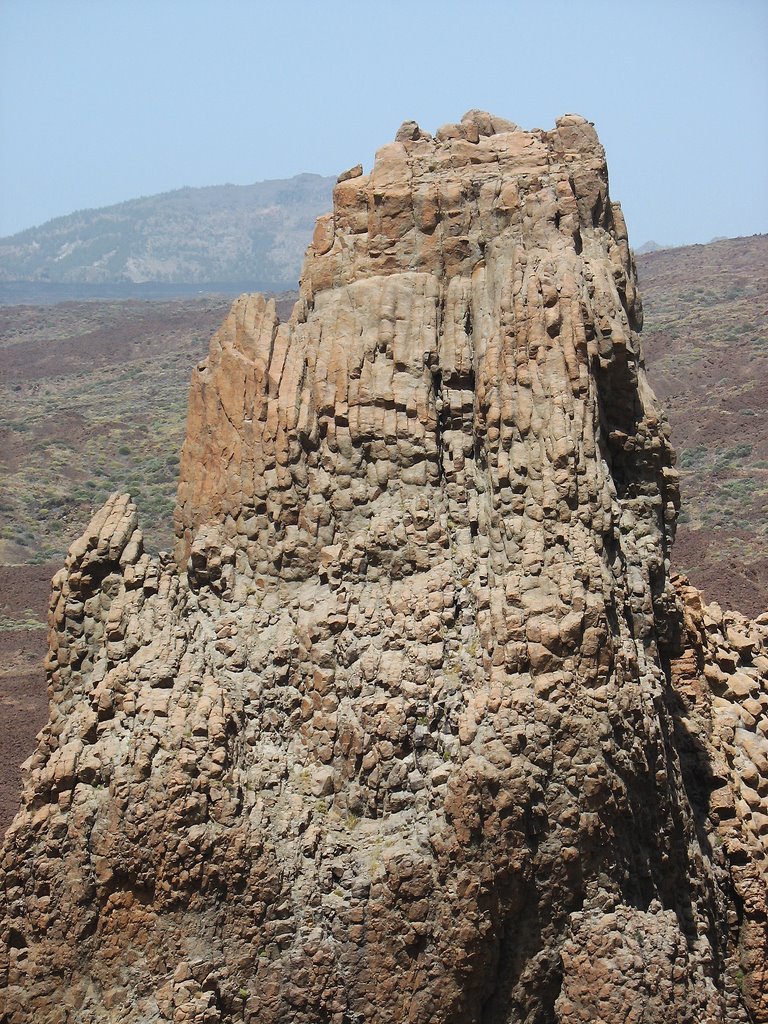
[1,0,766,247]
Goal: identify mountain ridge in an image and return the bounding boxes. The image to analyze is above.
[0,173,336,291]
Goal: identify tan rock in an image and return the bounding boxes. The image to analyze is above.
[2,113,765,1024]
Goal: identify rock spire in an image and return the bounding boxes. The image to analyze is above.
[2,112,766,1024]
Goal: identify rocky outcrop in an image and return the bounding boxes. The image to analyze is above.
[668,578,768,1020]
[2,112,766,1023]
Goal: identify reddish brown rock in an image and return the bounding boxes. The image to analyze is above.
[2,113,766,1024]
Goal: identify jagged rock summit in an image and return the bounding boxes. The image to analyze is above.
[2,112,767,1023]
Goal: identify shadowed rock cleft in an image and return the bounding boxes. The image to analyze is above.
[2,112,766,1024]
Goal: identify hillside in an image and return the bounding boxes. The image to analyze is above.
[0,174,335,291]
[0,298,231,564]
[637,234,768,615]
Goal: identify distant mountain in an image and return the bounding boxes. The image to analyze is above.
[635,240,666,254]
[0,174,336,291]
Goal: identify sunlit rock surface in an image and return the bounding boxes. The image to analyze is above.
[2,111,766,1024]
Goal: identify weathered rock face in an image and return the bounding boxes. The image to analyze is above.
[2,112,767,1023]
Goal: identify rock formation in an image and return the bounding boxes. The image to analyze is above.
[2,111,766,1023]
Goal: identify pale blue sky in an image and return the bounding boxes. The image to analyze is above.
[1,0,766,247]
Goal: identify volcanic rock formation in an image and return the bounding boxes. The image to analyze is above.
[2,111,767,1023]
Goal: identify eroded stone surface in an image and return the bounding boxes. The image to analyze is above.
[1,113,766,1023]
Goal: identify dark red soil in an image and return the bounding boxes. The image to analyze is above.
[672,528,768,618]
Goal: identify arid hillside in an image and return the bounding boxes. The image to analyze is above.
[0,234,765,836]
[637,234,768,616]
[0,298,231,565]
